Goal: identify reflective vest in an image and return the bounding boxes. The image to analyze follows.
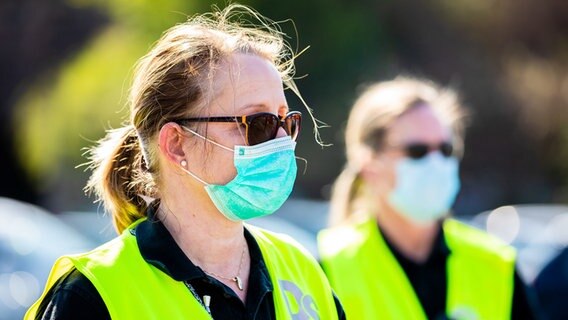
[27,220,338,320]
[318,218,516,320]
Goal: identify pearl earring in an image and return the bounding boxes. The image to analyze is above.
[181,160,187,167]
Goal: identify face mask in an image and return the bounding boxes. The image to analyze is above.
[387,152,460,223]
[180,128,297,221]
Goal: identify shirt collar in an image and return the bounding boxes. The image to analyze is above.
[135,201,272,288]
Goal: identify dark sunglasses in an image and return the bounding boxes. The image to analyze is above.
[402,142,454,159]
[175,111,302,146]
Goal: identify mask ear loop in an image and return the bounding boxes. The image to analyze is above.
[179,160,209,186]
[181,126,233,153]
[178,126,233,186]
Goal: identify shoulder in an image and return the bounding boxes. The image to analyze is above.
[317,219,374,259]
[443,219,516,262]
[55,228,147,300]
[52,268,100,298]
[36,268,110,320]
[72,224,142,269]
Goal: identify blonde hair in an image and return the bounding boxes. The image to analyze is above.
[86,4,308,233]
[329,77,467,226]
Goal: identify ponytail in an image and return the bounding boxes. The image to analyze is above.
[328,167,362,226]
[85,126,153,234]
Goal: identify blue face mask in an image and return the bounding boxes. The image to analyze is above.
[387,152,460,223]
[180,128,297,221]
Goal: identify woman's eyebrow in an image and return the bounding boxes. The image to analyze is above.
[241,103,288,114]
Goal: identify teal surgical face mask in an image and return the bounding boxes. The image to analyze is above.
[180,128,297,221]
[387,152,460,223]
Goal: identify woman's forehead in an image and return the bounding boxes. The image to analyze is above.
[386,105,452,144]
[206,53,287,115]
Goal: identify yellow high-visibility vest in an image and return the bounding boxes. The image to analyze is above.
[27,219,338,320]
[318,218,516,320]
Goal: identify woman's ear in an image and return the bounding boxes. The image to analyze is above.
[360,151,398,196]
[360,151,393,190]
[158,122,188,166]
[358,147,380,183]
[360,159,381,183]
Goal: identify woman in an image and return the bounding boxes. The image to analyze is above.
[26,4,344,319]
[318,77,539,319]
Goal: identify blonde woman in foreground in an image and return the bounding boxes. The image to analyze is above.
[26,4,344,320]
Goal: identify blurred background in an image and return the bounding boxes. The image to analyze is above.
[1,0,568,318]
[3,0,568,213]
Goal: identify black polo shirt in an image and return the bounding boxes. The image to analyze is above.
[382,221,543,320]
[35,209,345,320]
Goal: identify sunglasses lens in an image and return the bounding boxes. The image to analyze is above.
[246,112,302,145]
[404,142,454,159]
[439,142,453,157]
[283,113,302,141]
[405,144,429,159]
[248,114,279,145]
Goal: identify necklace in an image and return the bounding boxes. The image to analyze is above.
[202,241,247,291]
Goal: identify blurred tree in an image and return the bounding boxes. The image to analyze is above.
[13,0,211,211]
[431,0,568,206]
[0,0,106,205]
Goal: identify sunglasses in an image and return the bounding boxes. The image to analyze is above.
[175,111,302,146]
[401,142,454,159]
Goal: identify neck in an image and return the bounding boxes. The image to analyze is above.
[158,187,250,301]
[376,199,441,263]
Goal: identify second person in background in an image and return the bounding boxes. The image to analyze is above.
[318,77,541,319]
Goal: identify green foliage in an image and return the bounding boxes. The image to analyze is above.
[71,0,209,39]
[15,26,145,182]
[14,0,213,186]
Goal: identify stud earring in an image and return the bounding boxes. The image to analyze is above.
[181,160,187,167]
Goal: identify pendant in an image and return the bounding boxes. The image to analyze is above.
[233,276,243,291]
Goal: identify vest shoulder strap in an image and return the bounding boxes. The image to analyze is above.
[318,219,428,319]
[247,224,339,320]
[444,219,516,320]
[443,219,516,262]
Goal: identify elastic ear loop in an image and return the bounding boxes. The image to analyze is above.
[178,126,233,186]
[179,160,208,185]
[180,126,233,152]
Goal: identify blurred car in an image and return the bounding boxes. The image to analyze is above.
[0,197,98,320]
[534,246,568,320]
[469,204,568,320]
[468,204,568,284]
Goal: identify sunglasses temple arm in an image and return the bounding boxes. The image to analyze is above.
[181,126,233,152]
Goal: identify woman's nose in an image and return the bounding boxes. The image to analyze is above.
[276,127,287,138]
